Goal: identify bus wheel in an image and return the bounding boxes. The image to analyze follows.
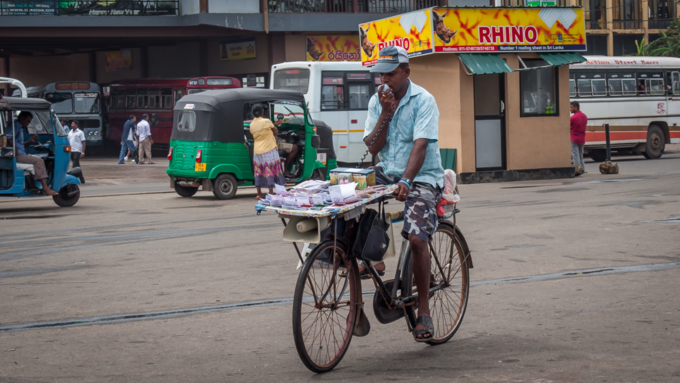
[643,125,665,159]
[174,183,198,197]
[213,174,237,200]
[589,149,607,162]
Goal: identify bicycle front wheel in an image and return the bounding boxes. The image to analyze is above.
[404,222,470,345]
[292,239,360,373]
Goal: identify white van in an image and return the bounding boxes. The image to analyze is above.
[271,61,380,164]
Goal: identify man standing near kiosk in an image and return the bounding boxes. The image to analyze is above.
[364,46,445,342]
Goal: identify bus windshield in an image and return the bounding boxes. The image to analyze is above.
[45,93,73,114]
[74,93,100,114]
[273,69,310,93]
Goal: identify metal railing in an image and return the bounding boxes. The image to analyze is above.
[0,0,179,16]
[268,0,442,13]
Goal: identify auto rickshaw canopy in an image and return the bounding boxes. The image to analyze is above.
[171,88,307,144]
[0,96,52,111]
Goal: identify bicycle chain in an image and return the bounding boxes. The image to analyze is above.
[358,103,395,167]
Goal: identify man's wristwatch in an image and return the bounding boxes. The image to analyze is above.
[399,177,412,189]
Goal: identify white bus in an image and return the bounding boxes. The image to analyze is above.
[271,61,380,164]
[570,56,680,161]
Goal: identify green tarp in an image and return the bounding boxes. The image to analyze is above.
[459,54,513,75]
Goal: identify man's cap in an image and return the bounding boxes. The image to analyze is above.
[370,46,409,73]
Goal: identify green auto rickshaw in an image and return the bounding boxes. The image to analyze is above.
[167,88,337,199]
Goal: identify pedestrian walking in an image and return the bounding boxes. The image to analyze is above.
[137,114,154,164]
[119,115,139,164]
[570,101,587,174]
[68,120,86,183]
[249,104,285,199]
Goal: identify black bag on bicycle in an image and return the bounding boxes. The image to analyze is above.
[352,204,390,263]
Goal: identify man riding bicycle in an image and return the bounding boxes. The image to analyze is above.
[364,46,445,342]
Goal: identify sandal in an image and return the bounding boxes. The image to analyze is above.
[413,315,434,342]
[339,261,385,279]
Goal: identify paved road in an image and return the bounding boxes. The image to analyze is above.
[1,153,680,382]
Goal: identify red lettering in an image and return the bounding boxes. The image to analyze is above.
[525,26,537,43]
[491,26,503,43]
[479,26,491,44]
[403,38,411,51]
[511,26,524,43]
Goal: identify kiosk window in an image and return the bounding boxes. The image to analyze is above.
[177,111,196,132]
[520,60,557,116]
[349,84,370,110]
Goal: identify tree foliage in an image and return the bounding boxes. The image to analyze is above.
[635,20,680,57]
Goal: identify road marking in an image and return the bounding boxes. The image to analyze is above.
[1,261,678,333]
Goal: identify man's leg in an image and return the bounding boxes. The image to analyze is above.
[401,182,441,339]
[284,145,298,176]
[16,154,57,195]
[578,144,586,168]
[409,234,431,335]
[141,138,151,163]
[119,142,127,164]
[71,152,80,168]
[570,141,579,165]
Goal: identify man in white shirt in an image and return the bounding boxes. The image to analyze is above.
[137,114,154,164]
[68,120,86,183]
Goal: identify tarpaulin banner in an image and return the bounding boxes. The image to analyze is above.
[104,50,132,72]
[306,36,361,62]
[220,38,256,61]
[431,7,586,52]
[359,9,434,66]
[0,1,56,15]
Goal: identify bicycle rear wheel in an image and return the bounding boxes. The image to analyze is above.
[292,239,360,373]
[404,222,470,345]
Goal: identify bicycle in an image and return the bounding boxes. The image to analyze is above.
[290,196,473,373]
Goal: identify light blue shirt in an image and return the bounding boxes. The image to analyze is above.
[2,121,26,156]
[364,80,444,188]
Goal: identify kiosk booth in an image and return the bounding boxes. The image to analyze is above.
[360,7,587,183]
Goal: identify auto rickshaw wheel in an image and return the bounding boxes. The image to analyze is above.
[174,183,198,197]
[213,174,237,200]
[53,184,80,207]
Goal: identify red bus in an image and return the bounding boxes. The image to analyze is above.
[107,76,241,148]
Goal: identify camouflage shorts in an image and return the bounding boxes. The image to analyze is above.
[371,166,442,243]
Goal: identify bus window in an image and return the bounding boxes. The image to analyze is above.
[74,93,100,114]
[187,89,206,95]
[592,79,607,96]
[137,89,148,108]
[148,90,159,108]
[321,85,344,110]
[569,79,576,97]
[161,89,173,108]
[622,79,637,96]
[174,89,183,105]
[577,80,592,97]
[608,79,623,96]
[45,93,73,114]
[647,79,665,95]
[118,94,126,109]
[349,84,370,110]
[273,69,310,93]
[672,72,680,95]
[127,90,136,108]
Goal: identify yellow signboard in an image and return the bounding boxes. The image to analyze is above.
[306,36,361,61]
[359,9,434,66]
[220,38,256,61]
[104,50,132,72]
[431,8,586,53]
